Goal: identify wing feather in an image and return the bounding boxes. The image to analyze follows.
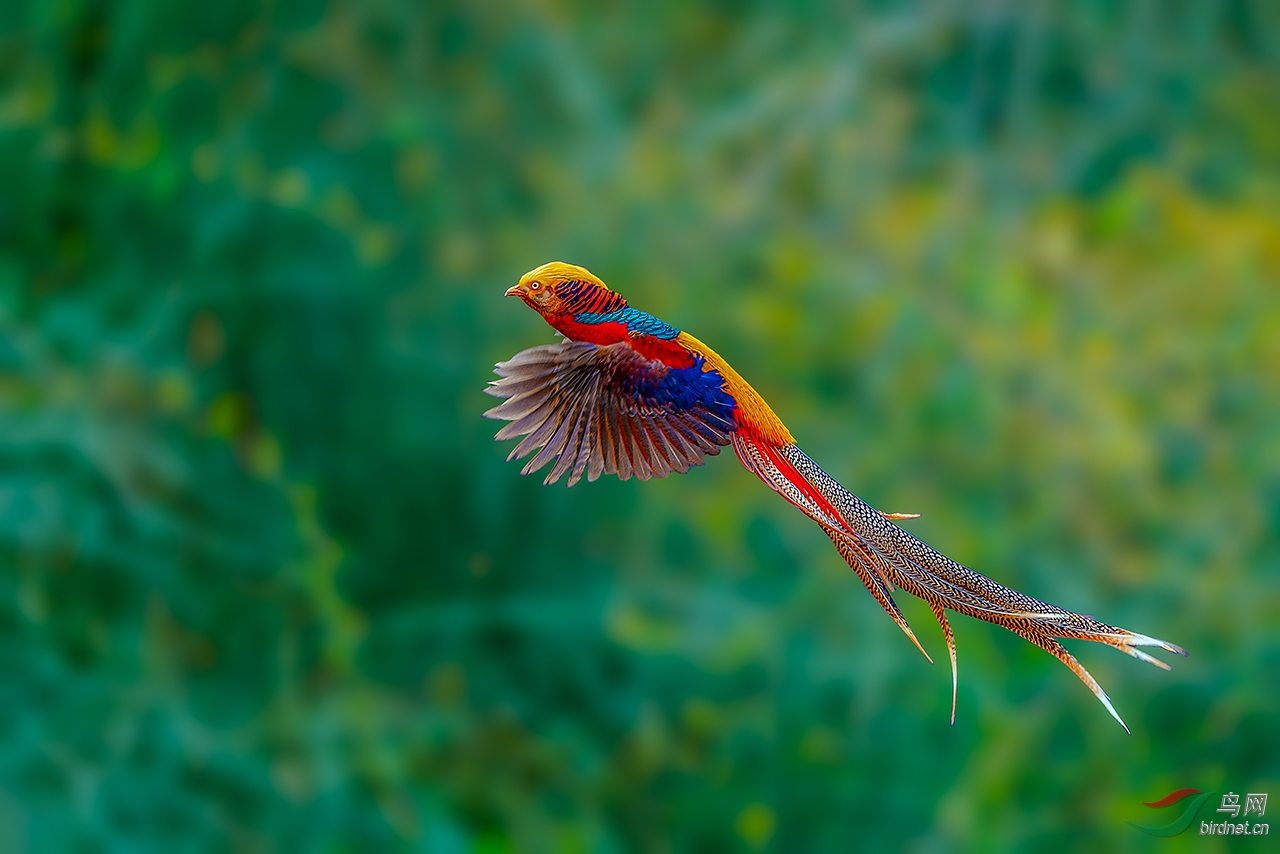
[624,414,655,481]
[586,405,608,483]
[659,419,697,465]
[641,420,672,478]
[654,423,693,474]
[598,399,620,479]
[485,340,737,485]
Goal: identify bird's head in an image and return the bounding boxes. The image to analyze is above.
[505,261,626,318]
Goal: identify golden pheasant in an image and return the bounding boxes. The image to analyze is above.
[484,261,1184,731]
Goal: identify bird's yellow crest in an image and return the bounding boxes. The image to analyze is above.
[518,261,612,292]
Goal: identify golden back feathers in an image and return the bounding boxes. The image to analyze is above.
[677,331,795,447]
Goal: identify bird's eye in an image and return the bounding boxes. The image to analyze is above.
[529,281,542,291]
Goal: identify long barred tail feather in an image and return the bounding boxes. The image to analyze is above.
[930,601,958,726]
[732,433,1185,731]
[732,433,931,662]
[823,525,933,664]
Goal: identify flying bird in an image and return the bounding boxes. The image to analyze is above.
[484,261,1184,731]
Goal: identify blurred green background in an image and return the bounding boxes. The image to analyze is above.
[2,0,1278,850]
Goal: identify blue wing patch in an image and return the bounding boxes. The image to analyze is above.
[574,307,681,340]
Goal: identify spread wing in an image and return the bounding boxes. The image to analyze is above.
[484,340,737,486]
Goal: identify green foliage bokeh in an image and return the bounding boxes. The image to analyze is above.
[1,1,1278,851]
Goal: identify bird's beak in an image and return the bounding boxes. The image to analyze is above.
[504,284,523,297]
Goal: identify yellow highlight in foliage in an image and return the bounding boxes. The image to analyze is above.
[191,143,219,183]
[269,168,312,207]
[206,393,247,438]
[155,371,192,414]
[247,432,282,479]
[84,109,161,171]
[735,803,777,849]
[607,605,681,653]
[356,224,398,267]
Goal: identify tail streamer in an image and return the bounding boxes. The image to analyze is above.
[733,434,1185,731]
